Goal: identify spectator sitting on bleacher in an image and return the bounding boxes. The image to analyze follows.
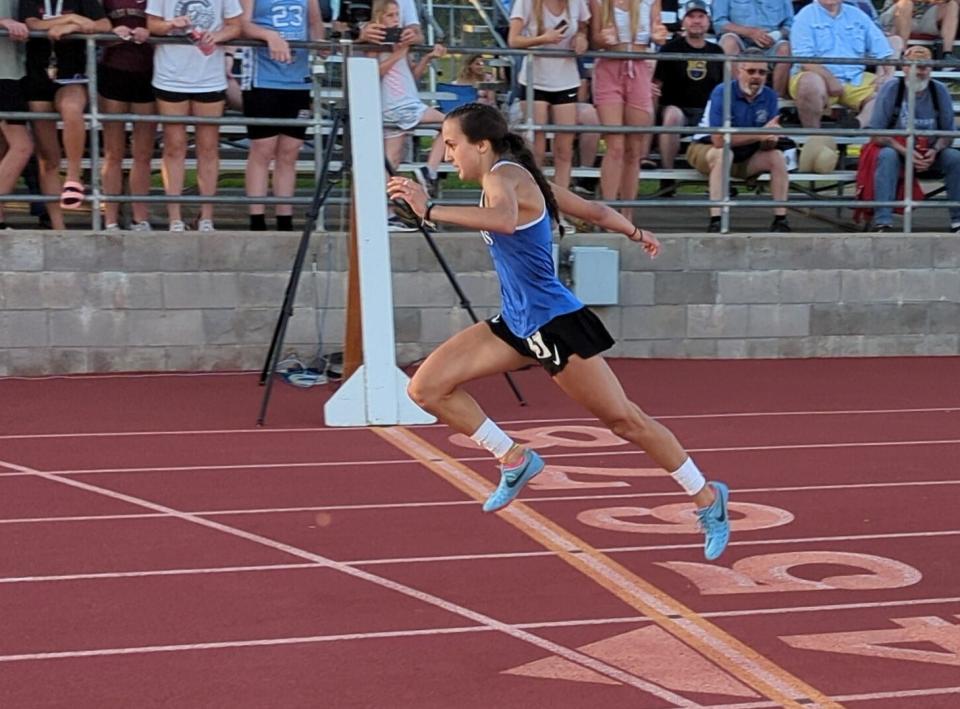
[789,0,893,128]
[879,0,960,65]
[240,0,324,232]
[686,48,792,232]
[712,0,794,95]
[371,0,444,228]
[99,0,157,232]
[865,43,960,231]
[0,7,32,229]
[653,0,723,195]
[454,54,497,105]
[508,0,590,202]
[147,0,243,232]
[19,0,111,228]
[590,0,668,222]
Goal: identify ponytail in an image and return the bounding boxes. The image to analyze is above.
[503,133,562,233]
[446,102,563,235]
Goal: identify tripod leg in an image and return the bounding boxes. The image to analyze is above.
[257,110,344,424]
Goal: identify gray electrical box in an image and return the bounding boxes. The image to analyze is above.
[570,246,619,305]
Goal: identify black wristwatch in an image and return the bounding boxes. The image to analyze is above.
[422,200,435,226]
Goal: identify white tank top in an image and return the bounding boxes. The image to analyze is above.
[613,0,654,45]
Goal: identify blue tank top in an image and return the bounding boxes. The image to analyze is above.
[481,161,583,339]
[250,0,311,90]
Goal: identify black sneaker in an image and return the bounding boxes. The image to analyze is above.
[706,219,722,233]
[660,179,677,197]
[771,218,792,233]
[874,223,893,233]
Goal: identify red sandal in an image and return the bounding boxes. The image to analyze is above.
[60,180,85,209]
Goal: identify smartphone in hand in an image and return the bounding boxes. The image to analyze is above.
[555,19,569,32]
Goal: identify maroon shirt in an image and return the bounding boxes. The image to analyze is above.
[100,0,152,73]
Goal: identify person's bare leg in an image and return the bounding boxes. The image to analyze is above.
[246,135,277,219]
[129,103,157,224]
[659,105,684,169]
[28,109,65,229]
[747,149,788,216]
[619,105,652,223]
[793,72,828,128]
[407,322,533,437]
[597,103,626,204]
[552,354,715,508]
[193,99,225,222]
[157,98,190,224]
[773,42,791,96]
[99,96,128,226]
[551,102,577,190]
[0,123,32,202]
[273,134,303,217]
[940,0,957,53]
[55,85,87,185]
[706,146,725,217]
[531,101,549,166]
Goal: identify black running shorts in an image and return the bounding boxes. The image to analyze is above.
[486,306,615,376]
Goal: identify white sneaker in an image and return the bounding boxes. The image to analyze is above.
[131,220,153,232]
[103,223,120,232]
[196,219,215,233]
[169,220,187,232]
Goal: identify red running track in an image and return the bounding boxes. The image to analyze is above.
[0,357,959,708]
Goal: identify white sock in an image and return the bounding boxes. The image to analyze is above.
[469,418,515,459]
[670,457,707,496]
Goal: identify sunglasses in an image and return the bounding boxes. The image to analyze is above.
[743,68,769,76]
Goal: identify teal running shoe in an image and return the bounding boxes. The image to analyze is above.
[696,481,730,561]
[482,449,545,513]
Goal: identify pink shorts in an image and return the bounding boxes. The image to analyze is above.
[592,57,654,112]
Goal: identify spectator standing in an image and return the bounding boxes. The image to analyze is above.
[240,0,324,231]
[879,0,960,65]
[147,0,243,232]
[590,0,667,221]
[371,0,445,210]
[0,7,32,226]
[99,0,157,231]
[19,0,110,227]
[653,0,723,193]
[508,0,590,196]
[686,50,792,232]
[712,0,794,95]
[789,0,893,128]
[866,44,960,231]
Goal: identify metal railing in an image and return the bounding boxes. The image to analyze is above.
[1,29,959,233]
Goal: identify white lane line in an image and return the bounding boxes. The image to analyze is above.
[1,405,957,440]
[0,457,694,704]
[4,477,960,525]
[2,437,958,478]
[3,528,960,584]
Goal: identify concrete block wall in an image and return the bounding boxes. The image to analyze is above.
[1,230,958,375]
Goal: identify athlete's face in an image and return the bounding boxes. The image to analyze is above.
[442,118,486,181]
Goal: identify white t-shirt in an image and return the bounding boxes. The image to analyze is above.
[397,0,419,27]
[147,0,243,92]
[511,0,589,91]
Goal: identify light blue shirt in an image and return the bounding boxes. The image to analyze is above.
[712,0,794,36]
[790,0,892,85]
